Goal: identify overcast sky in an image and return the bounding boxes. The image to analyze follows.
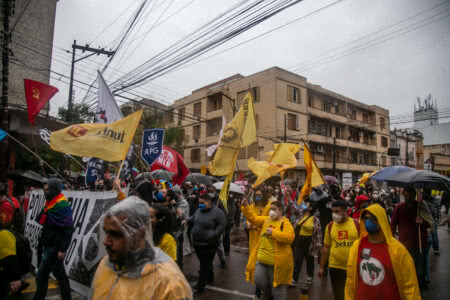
[49,0,450,128]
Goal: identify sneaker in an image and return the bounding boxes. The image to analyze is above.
[290,280,298,287]
[434,250,440,256]
[305,277,313,284]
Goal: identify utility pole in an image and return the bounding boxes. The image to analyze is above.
[332,137,336,176]
[0,0,13,180]
[67,40,115,122]
[405,131,409,167]
[284,114,287,142]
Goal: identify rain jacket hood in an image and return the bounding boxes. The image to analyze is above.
[345,204,421,300]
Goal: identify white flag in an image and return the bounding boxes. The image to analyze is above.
[206,115,227,157]
[96,71,123,124]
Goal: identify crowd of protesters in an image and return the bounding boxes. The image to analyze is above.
[0,173,449,300]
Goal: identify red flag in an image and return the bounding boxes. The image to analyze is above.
[237,172,244,182]
[151,146,190,185]
[24,79,58,125]
[173,151,190,185]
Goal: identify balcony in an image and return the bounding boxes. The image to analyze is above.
[347,139,377,152]
[308,107,347,124]
[347,118,376,132]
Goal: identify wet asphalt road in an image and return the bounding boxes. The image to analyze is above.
[13,222,450,300]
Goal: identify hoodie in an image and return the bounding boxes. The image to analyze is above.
[345,204,421,300]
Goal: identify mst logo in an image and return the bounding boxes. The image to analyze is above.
[67,125,87,137]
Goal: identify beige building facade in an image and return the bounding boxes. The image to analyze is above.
[169,67,390,184]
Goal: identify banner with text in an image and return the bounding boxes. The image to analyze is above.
[141,128,164,167]
[25,190,120,296]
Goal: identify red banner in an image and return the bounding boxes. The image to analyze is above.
[151,146,190,185]
[24,79,58,125]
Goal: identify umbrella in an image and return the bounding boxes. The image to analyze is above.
[385,169,450,190]
[282,178,296,185]
[184,173,213,185]
[135,170,173,182]
[324,175,339,185]
[371,165,415,182]
[213,182,245,194]
[7,170,47,184]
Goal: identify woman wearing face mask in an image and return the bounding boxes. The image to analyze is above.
[369,189,386,210]
[241,199,295,300]
[185,193,226,294]
[149,204,177,261]
[291,201,322,286]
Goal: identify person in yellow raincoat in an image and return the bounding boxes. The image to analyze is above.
[90,196,192,300]
[241,198,295,300]
[345,204,421,300]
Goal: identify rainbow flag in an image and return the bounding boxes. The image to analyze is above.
[39,194,73,227]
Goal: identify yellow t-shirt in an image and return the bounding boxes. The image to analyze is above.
[257,219,282,265]
[0,230,16,260]
[324,217,359,270]
[158,233,177,262]
[298,215,314,236]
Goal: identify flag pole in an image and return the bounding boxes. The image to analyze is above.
[5,131,69,185]
[417,190,422,254]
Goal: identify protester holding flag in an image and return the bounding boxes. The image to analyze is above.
[241,198,294,300]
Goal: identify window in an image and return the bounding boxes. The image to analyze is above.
[237,90,246,107]
[191,149,201,162]
[206,118,222,136]
[336,127,341,139]
[363,132,369,144]
[288,85,300,103]
[380,117,386,130]
[207,93,222,112]
[193,102,202,116]
[287,113,298,131]
[237,87,260,106]
[178,107,185,122]
[251,86,260,102]
[193,125,201,140]
[363,113,369,124]
[335,102,340,114]
[308,94,313,107]
[351,109,357,120]
[323,100,331,112]
[381,136,388,148]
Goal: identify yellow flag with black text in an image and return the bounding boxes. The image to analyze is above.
[298,142,326,204]
[50,110,142,161]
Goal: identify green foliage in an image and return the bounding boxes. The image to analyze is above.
[57,103,95,123]
[15,145,63,173]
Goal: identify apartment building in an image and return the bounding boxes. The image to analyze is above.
[169,67,390,184]
[389,129,424,169]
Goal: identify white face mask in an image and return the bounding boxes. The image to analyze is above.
[345,196,351,201]
[372,194,379,200]
[332,212,344,223]
[269,210,279,220]
[355,188,360,193]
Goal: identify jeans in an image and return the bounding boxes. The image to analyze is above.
[194,244,219,289]
[176,230,184,269]
[33,247,71,300]
[424,236,432,282]
[329,267,346,300]
[216,235,226,264]
[408,247,426,288]
[223,223,232,256]
[292,235,314,282]
[254,262,287,300]
[430,222,439,251]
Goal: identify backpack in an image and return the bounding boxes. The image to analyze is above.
[327,218,360,238]
[0,196,24,232]
[10,230,32,276]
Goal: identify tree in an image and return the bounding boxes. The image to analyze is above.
[57,103,95,123]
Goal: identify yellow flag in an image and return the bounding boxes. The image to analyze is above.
[219,172,233,210]
[248,143,300,187]
[241,91,256,147]
[50,110,142,162]
[298,142,326,204]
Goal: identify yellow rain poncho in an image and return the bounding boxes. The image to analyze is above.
[247,201,272,258]
[241,205,295,287]
[345,204,421,300]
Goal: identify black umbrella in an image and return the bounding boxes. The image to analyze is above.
[184,173,213,185]
[135,170,173,182]
[385,169,450,190]
[7,170,47,184]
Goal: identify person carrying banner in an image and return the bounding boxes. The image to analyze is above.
[91,196,192,300]
[34,179,74,300]
[345,204,421,300]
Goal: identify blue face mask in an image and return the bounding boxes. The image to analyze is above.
[365,218,379,234]
[193,187,198,192]
[198,204,206,209]
[255,196,262,202]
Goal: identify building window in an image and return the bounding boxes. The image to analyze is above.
[193,125,201,140]
[363,112,369,123]
[381,136,388,148]
[287,113,298,131]
[380,117,386,130]
[206,118,222,136]
[288,85,300,103]
[336,127,341,139]
[193,102,202,116]
[308,94,313,107]
[351,109,357,120]
[335,102,340,114]
[251,86,260,102]
[191,148,201,163]
[178,107,185,122]
[323,100,331,112]
[237,87,260,106]
[207,93,222,112]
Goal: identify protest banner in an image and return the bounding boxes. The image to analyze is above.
[141,128,164,166]
[25,189,122,296]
